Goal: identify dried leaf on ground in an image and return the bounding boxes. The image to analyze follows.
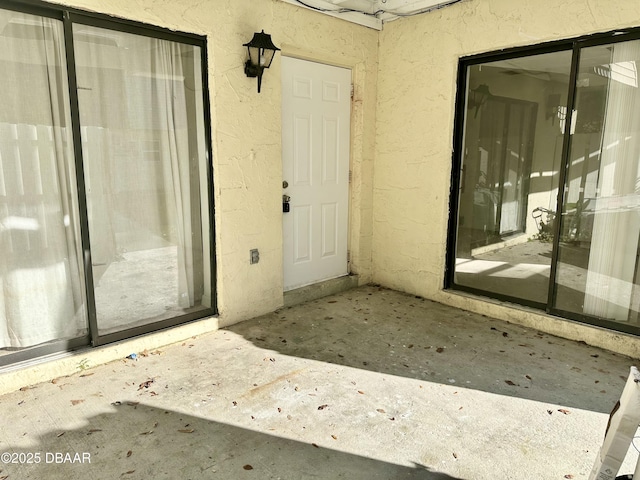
[436,347,444,353]
[178,429,195,433]
[505,380,516,386]
[558,409,571,415]
[376,409,386,413]
[357,391,365,395]
[331,435,337,440]
[311,443,319,448]
[126,450,132,458]
[80,373,94,377]
[138,379,154,390]
[317,404,328,410]
[243,465,253,470]
[71,399,85,406]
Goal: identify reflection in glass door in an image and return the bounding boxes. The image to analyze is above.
[478,97,537,237]
[453,50,572,305]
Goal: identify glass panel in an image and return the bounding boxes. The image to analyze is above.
[73,25,211,335]
[0,10,86,354]
[453,50,573,304]
[555,40,640,327]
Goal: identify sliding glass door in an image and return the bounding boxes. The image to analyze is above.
[0,4,214,365]
[556,39,640,326]
[0,10,87,354]
[453,49,572,305]
[449,31,640,335]
[73,24,211,337]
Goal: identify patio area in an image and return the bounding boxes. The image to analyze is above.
[0,285,638,479]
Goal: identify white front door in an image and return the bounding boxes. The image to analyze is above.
[281,57,351,291]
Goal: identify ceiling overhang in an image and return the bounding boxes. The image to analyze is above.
[277,0,462,30]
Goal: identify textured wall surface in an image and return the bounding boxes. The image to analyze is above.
[49,0,379,327]
[374,0,640,297]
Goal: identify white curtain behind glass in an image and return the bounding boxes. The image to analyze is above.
[74,28,201,331]
[0,12,86,347]
[153,40,197,308]
[584,40,640,321]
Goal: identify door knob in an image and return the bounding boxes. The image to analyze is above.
[283,180,289,189]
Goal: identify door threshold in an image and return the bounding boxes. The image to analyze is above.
[284,275,359,307]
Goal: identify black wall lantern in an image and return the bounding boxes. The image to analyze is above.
[467,84,492,118]
[243,30,280,93]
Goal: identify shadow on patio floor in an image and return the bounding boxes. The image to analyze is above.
[1,402,462,480]
[228,285,634,414]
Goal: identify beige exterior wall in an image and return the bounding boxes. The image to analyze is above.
[373,0,640,357]
[48,0,378,327]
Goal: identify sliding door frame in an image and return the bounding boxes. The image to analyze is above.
[0,0,217,366]
[447,26,640,336]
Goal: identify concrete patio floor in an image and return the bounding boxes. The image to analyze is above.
[0,285,639,479]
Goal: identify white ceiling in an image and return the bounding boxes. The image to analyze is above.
[277,0,463,30]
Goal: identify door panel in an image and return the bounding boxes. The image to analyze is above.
[555,39,640,326]
[452,50,573,305]
[282,57,350,291]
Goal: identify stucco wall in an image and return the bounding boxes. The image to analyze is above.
[48,0,378,327]
[373,0,640,355]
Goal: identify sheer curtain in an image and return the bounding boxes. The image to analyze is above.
[0,12,86,348]
[74,27,203,332]
[584,40,640,321]
[153,40,199,308]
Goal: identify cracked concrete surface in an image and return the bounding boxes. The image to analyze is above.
[0,285,638,479]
